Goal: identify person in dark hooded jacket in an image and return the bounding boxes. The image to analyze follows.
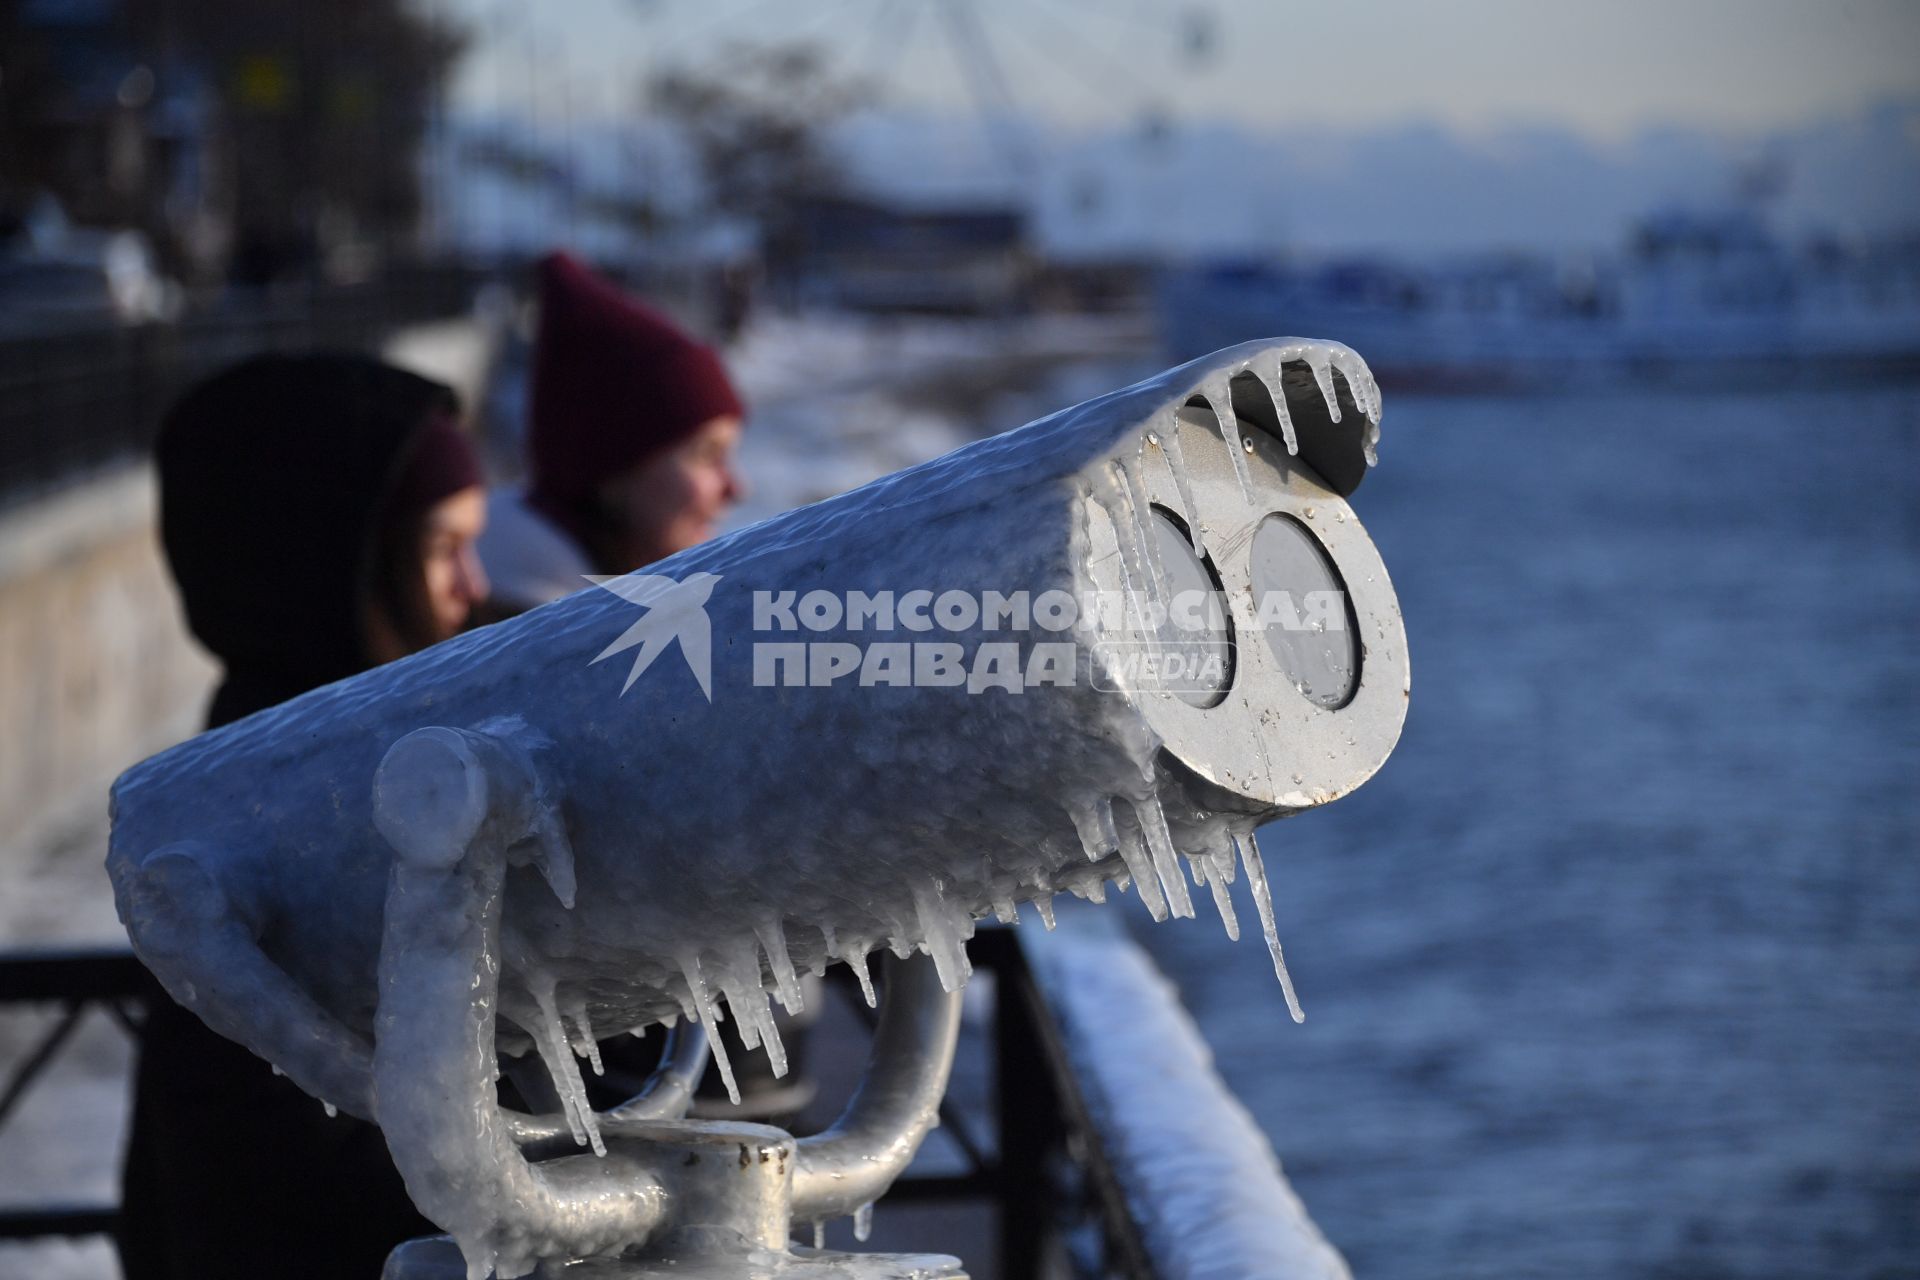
[118,352,488,1280]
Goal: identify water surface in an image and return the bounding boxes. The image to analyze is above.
[1135,384,1920,1278]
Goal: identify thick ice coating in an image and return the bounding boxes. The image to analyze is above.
[106,337,1405,1278]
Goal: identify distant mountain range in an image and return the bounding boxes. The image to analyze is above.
[436,97,1920,261]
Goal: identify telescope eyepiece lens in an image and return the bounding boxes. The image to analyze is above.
[1149,508,1234,709]
[1249,514,1359,709]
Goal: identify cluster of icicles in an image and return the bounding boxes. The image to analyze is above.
[1189,340,1383,487]
[509,821,1300,1168]
[803,1203,874,1252]
[495,347,1378,1164]
[1091,342,1379,637]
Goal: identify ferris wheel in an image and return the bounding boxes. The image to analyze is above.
[624,0,1222,187]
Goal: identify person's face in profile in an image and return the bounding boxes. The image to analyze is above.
[418,486,490,640]
[600,413,746,568]
[366,485,490,663]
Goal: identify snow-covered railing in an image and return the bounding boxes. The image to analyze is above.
[1027,914,1351,1280]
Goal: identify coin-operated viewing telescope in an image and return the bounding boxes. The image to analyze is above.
[108,338,1408,1279]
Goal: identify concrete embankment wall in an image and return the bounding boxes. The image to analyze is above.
[0,465,217,876]
[0,317,497,930]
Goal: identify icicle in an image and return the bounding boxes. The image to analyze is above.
[992,897,1018,925]
[758,995,787,1076]
[1113,821,1167,921]
[660,1011,679,1029]
[717,976,760,1050]
[812,1221,826,1250]
[1035,896,1057,930]
[561,990,605,1077]
[1117,451,1170,610]
[680,953,740,1104]
[1304,349,1342,424]
[847,945,877,1008]
[1209,842,1238,886]
[1196,855,1240,941]
[531,980,605,1155]
[853,1201,874,1243]
[721,972,787,1079]
[1236,832,1304,1023]
[270,1064,284,1077]
[911,881,974,992]
[1096,461,1163,637]
[1356,344,1385,466]
[1253,349,1300,456]
[1067,794,1120,860]
[755,918,805,1015]
[1088,473,1143,641]
[752,993,787,1077]
[322,1101,337,1118]
[1153,412,1206,553]
[820,922,837,956]
[1128,793,1196,919]
[1063,867,1107,904]
[1202,371,1258,502]
[1331,348,1379,423]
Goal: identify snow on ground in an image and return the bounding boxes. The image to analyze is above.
[722,310,1159,528]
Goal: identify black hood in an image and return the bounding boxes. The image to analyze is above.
[157,353,458,722]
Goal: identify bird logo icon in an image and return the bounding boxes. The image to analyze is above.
[588,572,721,701]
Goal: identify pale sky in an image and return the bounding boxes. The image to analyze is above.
[445,0,1920,140]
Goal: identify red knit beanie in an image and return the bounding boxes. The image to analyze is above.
[528,252,744,507]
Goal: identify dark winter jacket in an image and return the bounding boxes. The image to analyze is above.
[118,353,458,1280]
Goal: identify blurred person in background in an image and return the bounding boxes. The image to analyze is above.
[120,353,487,1280]
[475,254,814,1120]
[478,251,746,613]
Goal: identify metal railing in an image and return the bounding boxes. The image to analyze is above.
[0,948,158,1239]
[0,265,489,512]
[0,930,1158,1277]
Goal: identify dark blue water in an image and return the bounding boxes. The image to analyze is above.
[1133,384,1920,1279]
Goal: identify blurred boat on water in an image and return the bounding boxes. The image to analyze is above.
[1158,206,1920,390]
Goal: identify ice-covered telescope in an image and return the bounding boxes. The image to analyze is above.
[108,338,1407,1275]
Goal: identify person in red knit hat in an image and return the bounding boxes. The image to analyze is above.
[479,252,747,612]
[477,257,816,1121]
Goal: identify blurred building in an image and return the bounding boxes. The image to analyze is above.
[0,0,461,286]
[780,194,1032,316]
